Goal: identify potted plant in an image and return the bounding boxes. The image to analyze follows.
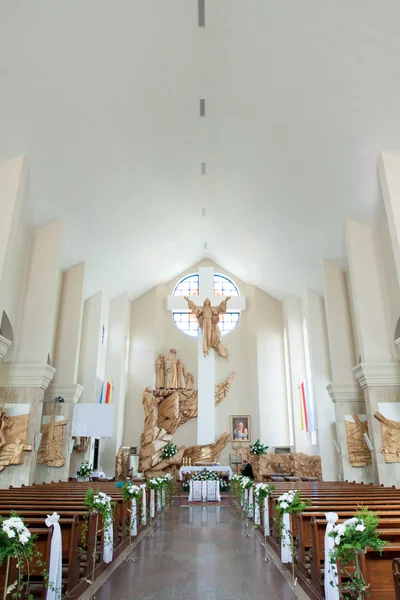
[77,462,92,482]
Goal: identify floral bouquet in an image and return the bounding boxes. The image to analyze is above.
[122,483,142,501]
[0,515,33,562]
[77,462,92,479]
[182,469,229,492]
[275,489,310,517]
[249,439,269,456]
[162,443,178,460]
[254,482,275,507]
[329,508,386,598]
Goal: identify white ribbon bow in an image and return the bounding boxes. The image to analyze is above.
[325,512,339,600]
[130,498,137,536]
[140,484,147,525]
[45,512,62,600]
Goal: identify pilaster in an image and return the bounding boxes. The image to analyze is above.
[353,362,400,486]
[0,363,56,488]
[35,383,83,484]
[0,335,12,362]
[327,384,373,483]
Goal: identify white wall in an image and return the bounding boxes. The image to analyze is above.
[375,218,400,347]
[124,259,290,465]
[256,287,289,448]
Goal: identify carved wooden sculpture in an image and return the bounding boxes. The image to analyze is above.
[184,296,230,359]
[166,349,178,389]
[139,387,173,471]
[345,415,372,467]
[231,444,322,480]
[155,354,165,389]
[115,446,130,480]
[72,436,89,453]
[374,412,400,463]
[0,412,32,471]
[215,372,236,406]
[177,359,186,389]
[157,391,181,435]
[186,372,194,390]
[37,416,68,467]
[183,433,229,464]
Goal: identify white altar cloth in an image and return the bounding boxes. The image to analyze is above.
[179,466,233,480]
[188,480,221,502]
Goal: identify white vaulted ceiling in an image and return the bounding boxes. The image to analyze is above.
[0,0,398,300]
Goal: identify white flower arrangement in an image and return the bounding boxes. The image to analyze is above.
[77,462,92,478]
[1,516,31,545]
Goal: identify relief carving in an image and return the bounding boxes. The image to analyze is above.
[345,415,372,467]
[37,416,68,467]
[374,412,400,463]
[0,411,32,471]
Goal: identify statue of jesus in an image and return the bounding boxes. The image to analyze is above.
[184,296,231,359]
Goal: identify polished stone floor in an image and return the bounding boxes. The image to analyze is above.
[96,506,296,600]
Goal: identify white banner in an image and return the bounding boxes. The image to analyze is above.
[248,487,254,518]
[140,485,147,525]
[45,513,62,600]
[150,489,155,518]
[281,512,291,563]
[263,497,270,536]
[157,489,162,512]
[324,512,339,600]
[130,499,137,536]
[254,501,260,525]
[162,487,166,507]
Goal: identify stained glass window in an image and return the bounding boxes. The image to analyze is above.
[173,273,240,336]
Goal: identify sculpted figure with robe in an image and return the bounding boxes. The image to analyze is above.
[177,359,186,389]
[166,348,178,389]
[186,372,194,391]
[155,354,165,389]
[184,296,230,359]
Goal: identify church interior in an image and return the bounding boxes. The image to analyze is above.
[2,2,400,599]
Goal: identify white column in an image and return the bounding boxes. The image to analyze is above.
[53,262,86,383]
[17,221,62,365]
[0,155,27,297]
[197,335,215,445]
[99,293,131,475]
[303,290,339,480]
[282,295,310,453]
[346,217,400,485]
[379,152,400,286]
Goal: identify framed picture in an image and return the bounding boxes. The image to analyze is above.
[230,415,250,442]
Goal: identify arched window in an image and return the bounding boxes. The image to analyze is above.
[173,273,240,337]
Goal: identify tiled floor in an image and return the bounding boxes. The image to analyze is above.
[96,506,295,599]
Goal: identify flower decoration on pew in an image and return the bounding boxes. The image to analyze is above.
[249,439,269,456]
[182,468,229,493]
[84,488,115,543]
[121,483,142,501]
[162,442,178,460]
[0,513,42,599]
[328,508,387,600]
[275,490,311,600]
[254,483,275,507]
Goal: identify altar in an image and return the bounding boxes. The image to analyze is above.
[179,465,233,480]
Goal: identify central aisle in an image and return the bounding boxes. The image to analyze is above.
[96,506,296,600]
